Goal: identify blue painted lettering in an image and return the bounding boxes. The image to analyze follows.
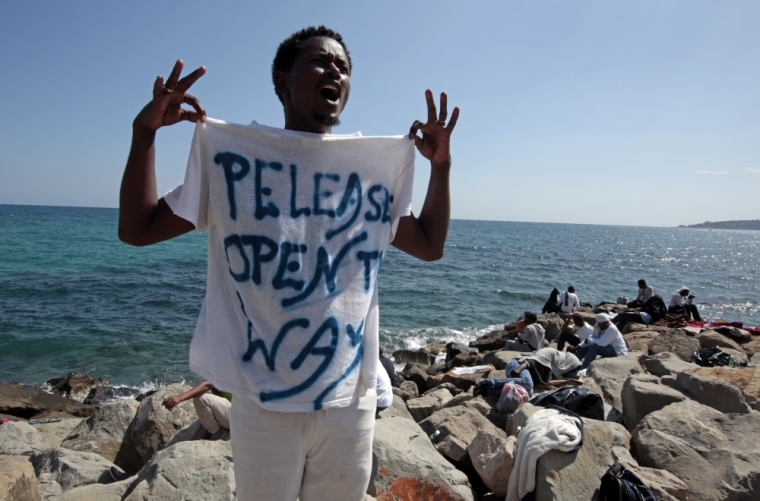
[255,159,282,220]
[214,152,250,220]
[289,164,311,218]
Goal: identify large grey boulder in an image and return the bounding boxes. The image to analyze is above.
[698,330,746,352]
[47,479,131,501]
[378,395,414,421]
[676,370,751,414]
[407,387,453,422]
[0,421,50,457]
[536,313,564,342]
[418,407,506,463]
[368,417,473,501]
[45,373,109,402]
[31,447,114,499]
[0,454,41,501]
[481,350,523,370]
[632,399,760,501]
[650,331,700,362]
[122,440,235,501]
[624,331,659,352]
[445,394,511,429]
[683,366,760,411]
[621,376,686,431]
[587,354,644,411]
[467,430,515,497]
[0,382,85,420]
[124,384,196,467]
[32,419,83,449]
[61,399,140,473]
[401,364,430,395]
[639,352,698,377]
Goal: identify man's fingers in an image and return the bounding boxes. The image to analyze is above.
[180,109,202,123]
[184,93,206,118]
[164,59,184,90]
[425,89,437,123]
[176,66,206,93]
[152,75,164,97]
[438,92,448,122]
[445,107,460,133]
[409,119,424,139]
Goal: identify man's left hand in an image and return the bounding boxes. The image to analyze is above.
[409,90,460,168]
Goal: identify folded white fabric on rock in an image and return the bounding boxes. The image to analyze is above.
[506,407,583,501]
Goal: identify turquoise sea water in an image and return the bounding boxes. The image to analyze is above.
[1,204,759,389]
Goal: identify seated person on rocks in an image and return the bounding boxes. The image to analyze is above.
[476,348,581,397]
[627,279,654,308]
[378,348,400,388]
[163,380,232,440]
[541,288,562,314]
[554,314,593,353]
[506,311,545,352]
[558,286,580,316]
[668,286,702,321]
[577,313,627,369]
[614,294,668,331]
[375,358,394,414]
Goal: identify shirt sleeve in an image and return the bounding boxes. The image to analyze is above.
[376,361,394,408]
[163,122,210,231]
[388,140,415,243]
[592,327,619,347]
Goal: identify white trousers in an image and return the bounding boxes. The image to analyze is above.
[230,390,377,501]
[193,393,231,434]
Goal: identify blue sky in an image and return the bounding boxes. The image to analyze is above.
[1,1,758,226]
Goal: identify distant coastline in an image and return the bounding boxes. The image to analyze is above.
[678,219,760,230]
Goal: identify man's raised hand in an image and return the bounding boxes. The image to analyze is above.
[135,59,207,132]
[409,90,460,168]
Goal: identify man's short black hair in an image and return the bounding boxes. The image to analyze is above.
[638,279,647,287]
[567,286,575,293]
[572,313,584,323]
[271,25,352,104]
[524,312,538,324]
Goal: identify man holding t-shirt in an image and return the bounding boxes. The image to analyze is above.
[118,26,458,501]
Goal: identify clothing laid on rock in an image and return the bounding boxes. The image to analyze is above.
[506,323,545,352]
[558,291,580,313]
[165,119,415,412]
[506,407,583,501]
[518,348,582,381]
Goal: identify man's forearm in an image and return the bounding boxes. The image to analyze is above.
[118,123,159,245]
[414,160,451,259]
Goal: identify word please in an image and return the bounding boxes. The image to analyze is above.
[215,152,394,240]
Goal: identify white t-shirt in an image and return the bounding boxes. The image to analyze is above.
[591,323,627,356]
[573,323,594,346]
[558,292,580,313]
[165,119,414,412]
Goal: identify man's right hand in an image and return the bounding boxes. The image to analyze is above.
[162,396,182,410]
[134,59,207,132]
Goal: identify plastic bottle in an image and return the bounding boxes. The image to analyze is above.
[429,430,441,444]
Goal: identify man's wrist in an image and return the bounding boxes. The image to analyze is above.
[132,119,158,140]
[430,156,452,171]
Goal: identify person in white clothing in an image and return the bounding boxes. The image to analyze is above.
[554,314,593,353]
[628,279,654,308]
[577,313,627,369]
[558,286,580,314]
[117,26,460,501]
[668,286,701,321]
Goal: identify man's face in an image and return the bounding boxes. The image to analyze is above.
[681,290,689,296]
[573,317,584,327]
[277,36,351,132]
[599,321,610,330]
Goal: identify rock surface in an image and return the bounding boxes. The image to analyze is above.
[640,352,698,376]
[0,421,50,457]
[368,417,473,501]
[392,349,433,365]
[32,418,83,449]
[47,480,130,501]
[0,382,84,420]
[624,331,659,352]
[621,376,686,431]
[481,350,523,370]
[45,373,109,401]
[407,387,453,422]
[122,440,235,501]
[0,454,41,501]
[125,384,196,467]
[649,331,700,362]
[31,447,114,498]
[83,386,141,406]
[61,399,141,473]
[419,407,506,463]
[682,366,760,411]
[586,354,644,411]
[378,395,414,421]
[632,399,760,501]
[698,330,746,352]
[467,430,515,497]
[676,370,751,414]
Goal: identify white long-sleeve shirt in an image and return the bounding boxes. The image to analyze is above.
[635,286,654,302]
[591,323,627,356]
[376,360,394,408]
[558,292,580,313]
[669,292,692,308]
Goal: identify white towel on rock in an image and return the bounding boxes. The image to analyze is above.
[506,408,583,501]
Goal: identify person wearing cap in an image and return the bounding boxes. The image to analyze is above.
[558,286,580,315]
[554,313,594,353]
[506,311,545,352]
[576,313,627,369]
[668,287,702,321]
[627,279,654,308]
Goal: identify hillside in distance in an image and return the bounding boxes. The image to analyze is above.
[679,219,760,230]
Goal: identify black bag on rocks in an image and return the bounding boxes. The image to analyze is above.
[693,347,735,367]
[599,462,657,501]
[529,385,604,421]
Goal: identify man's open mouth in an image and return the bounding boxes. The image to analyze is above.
[319,82,341,103]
